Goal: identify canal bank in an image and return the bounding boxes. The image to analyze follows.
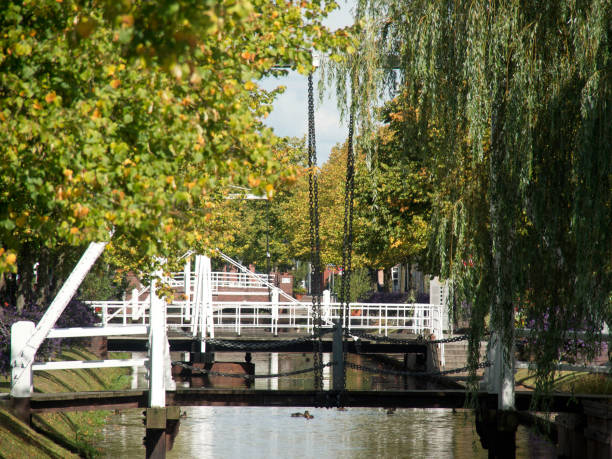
[0,346,130,458]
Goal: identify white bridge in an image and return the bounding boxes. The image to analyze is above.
[86,253,445,345]
[9,241,608,422]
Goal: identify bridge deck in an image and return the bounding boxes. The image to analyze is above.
[5,389,608,414]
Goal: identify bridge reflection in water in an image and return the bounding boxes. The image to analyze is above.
[101,353,556,458]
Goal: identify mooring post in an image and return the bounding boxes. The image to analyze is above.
[332,320,344,391]
[10,321,35,424]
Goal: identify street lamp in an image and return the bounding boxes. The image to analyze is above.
[225,186,270,280]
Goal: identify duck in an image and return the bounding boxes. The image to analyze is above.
[337,407,347,412]
[290,410,314,419]
[386,408,396,415]
[180,411,188,418]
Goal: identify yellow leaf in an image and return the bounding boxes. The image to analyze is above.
[110,79,121,89]
[45,91,57,103]
[5,253,16,265]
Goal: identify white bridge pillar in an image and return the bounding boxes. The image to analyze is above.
[271,288,279,336]
[184,260,191,322]
[10,321,35,398]
[148,279,166,408]
[486,332,515,410]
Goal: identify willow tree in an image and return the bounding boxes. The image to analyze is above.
[345,0,611,396]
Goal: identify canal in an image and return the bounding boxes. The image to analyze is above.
[99,352,557,457]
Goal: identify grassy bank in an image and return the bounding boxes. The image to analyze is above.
[0,347,131,458]
[515,368,612,394]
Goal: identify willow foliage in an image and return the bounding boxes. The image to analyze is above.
[349,0,611,397]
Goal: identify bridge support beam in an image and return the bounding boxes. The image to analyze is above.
[144,406,181,459]
[475,408,518,459]
[332,321,345,391]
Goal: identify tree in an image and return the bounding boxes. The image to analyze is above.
[0,0,351,307]
[353,98,433,279]
[219,137,306,271]
[347,0,611,396]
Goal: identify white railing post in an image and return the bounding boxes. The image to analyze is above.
[148,280,165,408]
[202,256,214,339]
[270,352,279,390]
[131,288,139,321]
[122,296,127,325]
[272,288,279,336]
[184,259,191,322]
[10,321,35,398]
[385,304,388,336]
[322,289,331,323]
[192,255,202,338]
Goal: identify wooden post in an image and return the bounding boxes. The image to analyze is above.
[332,320,344,391]
[144,407,167,458]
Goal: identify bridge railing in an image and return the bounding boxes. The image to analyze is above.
[210,272,274,290]
[85,299,444,340]
[209,301,444,337]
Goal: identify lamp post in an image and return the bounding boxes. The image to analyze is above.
[226,186,270,281]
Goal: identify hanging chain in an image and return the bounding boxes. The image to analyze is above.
[307,73,323,391]
[337,84,356,396]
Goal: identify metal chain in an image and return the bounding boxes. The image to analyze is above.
[201,328,335,351]
[340,96,356,329]
[345,361,491,377]
[338,85,356,399]
[349,331,471,345]
[173,361,333,380]
[171,360,489,380]
[307,73,323,391]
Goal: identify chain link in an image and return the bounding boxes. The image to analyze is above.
[171,360,489,380]
[201,328,335,351]
[337,87,356,399]
[349,331,471,345]
[307,73,323,391]
[345,361,491,377]
[172,360,333,380]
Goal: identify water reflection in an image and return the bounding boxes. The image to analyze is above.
[101,353,556,458]
[100,407,555,458]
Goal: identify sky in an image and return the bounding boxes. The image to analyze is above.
[260,3,355,166]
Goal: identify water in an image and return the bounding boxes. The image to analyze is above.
[100,353,557,458]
